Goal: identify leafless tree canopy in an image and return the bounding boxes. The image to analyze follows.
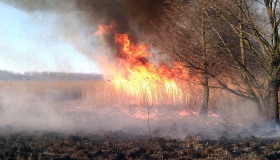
[155,0,280,123]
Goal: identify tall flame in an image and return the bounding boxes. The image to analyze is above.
[96,23,189,106]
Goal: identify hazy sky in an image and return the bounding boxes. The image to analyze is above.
[0,2,101,73]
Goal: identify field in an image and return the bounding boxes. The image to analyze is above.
[0,80,264,134]
[0,80,279,159]
[0,129,280,159]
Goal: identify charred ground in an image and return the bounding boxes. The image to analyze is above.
[0,128,280,160]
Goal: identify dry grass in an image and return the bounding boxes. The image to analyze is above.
[0,80,101,102]
[0,80,258,123]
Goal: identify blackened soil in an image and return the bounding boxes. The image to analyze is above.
[0,130,280,160]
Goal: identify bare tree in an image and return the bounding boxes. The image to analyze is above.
[205,0,280,122]
[154,0,226,115]
[155,0,280,123]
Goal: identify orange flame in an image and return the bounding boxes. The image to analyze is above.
[96,23,189,106]
[94,21,116,36]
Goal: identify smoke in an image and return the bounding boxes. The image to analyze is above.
[0,81,276,139]
[0,91,232,138]
[75,0,165,43]
[1,0,165,58]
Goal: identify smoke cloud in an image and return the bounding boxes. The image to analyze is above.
[1,0,165,58]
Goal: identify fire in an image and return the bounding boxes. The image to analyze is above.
[96,23,189,106]
[94,21,116,36]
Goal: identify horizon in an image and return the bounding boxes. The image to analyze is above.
[0,69,102,75]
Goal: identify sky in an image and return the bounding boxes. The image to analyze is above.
[0,2,101,73]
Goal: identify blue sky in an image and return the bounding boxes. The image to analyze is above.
[0,2,101,73]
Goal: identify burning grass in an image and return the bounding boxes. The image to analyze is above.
[0,80,260,126]
[0,80,279,159]
[0,76,273,142]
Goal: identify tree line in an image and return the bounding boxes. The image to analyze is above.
[154,0,280,123]
[0,70,103,81]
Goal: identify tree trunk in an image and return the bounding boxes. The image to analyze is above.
[200,75,209,115]
[268,80,279,123]
[200,1,209,116]
[254,94,268,119]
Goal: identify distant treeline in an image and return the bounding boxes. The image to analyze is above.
[0,70,103,81]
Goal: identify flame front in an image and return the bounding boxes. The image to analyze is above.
[96,23,189,106]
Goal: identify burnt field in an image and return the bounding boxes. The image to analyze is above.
[0,129,280,159]
[0,80,280,159]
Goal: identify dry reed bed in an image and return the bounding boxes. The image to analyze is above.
[0,80,259,124]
